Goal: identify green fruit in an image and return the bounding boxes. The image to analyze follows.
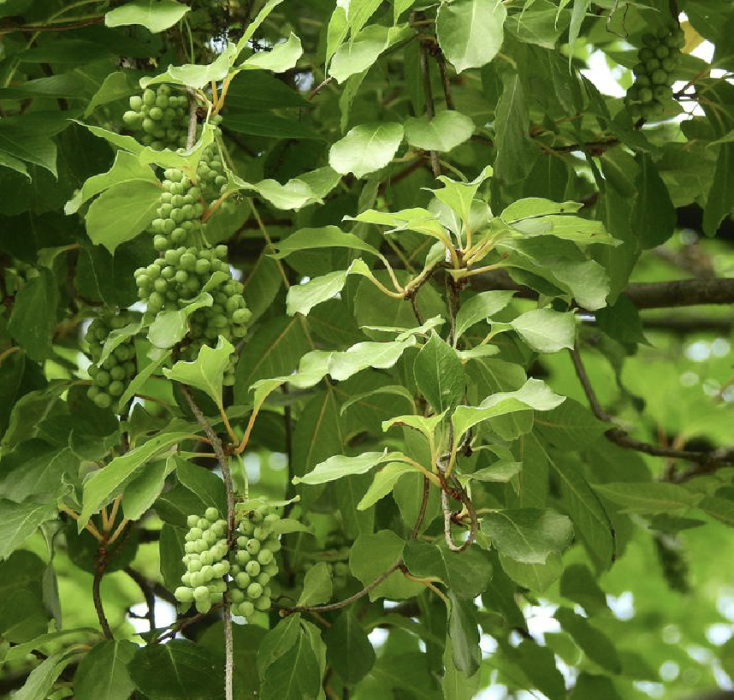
[246,582,263,599]
[246,560,261,577]
[655,45,669,59]
[194,585,210,601]
[639,87,653,103]
[174,587,194,603]
[651,69,668,85]
[246,539,261,556]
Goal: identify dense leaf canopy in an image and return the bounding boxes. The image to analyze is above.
[1,1,734,699]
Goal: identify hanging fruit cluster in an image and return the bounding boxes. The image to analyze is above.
[174,504,285,619]
[86,311,138,410]
[626,21,685,121]
[123,85,190,151]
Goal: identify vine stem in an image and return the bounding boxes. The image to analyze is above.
[180,386,234,700]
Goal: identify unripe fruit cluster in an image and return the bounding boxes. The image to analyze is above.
[173,504,284,620]
[626,22,685,121]
[86,311,138,410]
[174,507,230,613]
[197,144,234,214]
[229,504,282,618]
[148,168,206,252]
[304,542,350,591]
[123,85,189,151]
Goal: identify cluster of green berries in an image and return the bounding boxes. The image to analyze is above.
[148,168,206,252]
[304,540,350,591]
[229,504,282,618]
[626,22,685,121]
[85,312,138,410]
[133,245,250,383]
[123,85,189,151]
[173,504,284,620]
[175,507,230,613]
[196,143,233,213]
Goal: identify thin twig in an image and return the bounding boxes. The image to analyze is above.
[186,95,199,150]
[411,476,430,538]
[179,386,234,700]
[308,76,333,101]
[125,567,156,631]
[435,51,455,110]
[279,561,403,615]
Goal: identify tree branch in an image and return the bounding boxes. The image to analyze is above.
[470,270,734,310]
[569,347,734,471]
[418,35,441,178]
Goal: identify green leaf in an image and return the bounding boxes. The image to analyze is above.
[79,431,193,531]
[429,165,494,225]
[105,0,189,33]
[358,462,414,510]
[260,630,321,700]
[454,290,514,339]
[593,482,700,514]
[8,268,58,361]
[329,122,404,178]
[448,591,481,676]
[482,508,573,564]
[324,611,376,685]
[271,225,381,260]
[571,673,624,700]
[85,180,162,254]
[242,33,303,73]
[0,500,57,561]
[13,650,80,700]
[413,332,466,413]
[560,563,609,616]
[539,442,614,571]
[443,638,480,700]
[164,336,234,408]
[74,640,137,700]
[122,458,173,521]
[328,338,418,382]
[494,72,538,184]
[65,151,159,215]
[141,42,238,90]
[330,24,409,83]
[452,378,565,442]
[148,292,214,349]
[535,399,608,452]
[404,110,474,152]
[297,562,333,607]
[633,152,677,249]
[349,531,423,600]
[436,0,507,73]
[258,614,301,677]
[129,640,223,700]
[555,607,621,674]
[294,450,399,486]
[0,122,57,176]
[499,550,563,593]
[223,113,322,140]
[117,349,171,413]
[286,260,372,317]
[699,496,734,527]
[509,308,576,353]
[175,457,227,516]
[703,143,734,236]
[403,540,492,599]
[507,638,566,700]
